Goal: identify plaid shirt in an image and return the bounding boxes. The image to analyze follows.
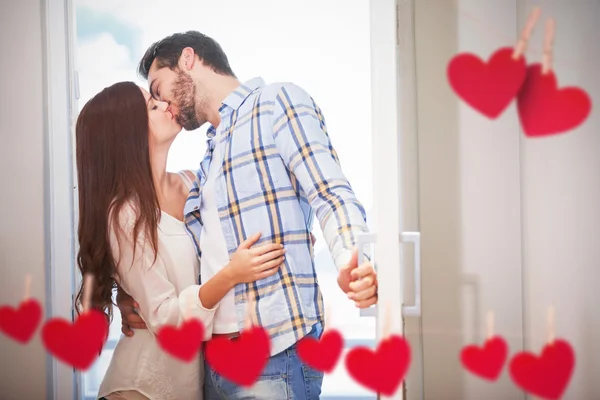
[183,77,368,356]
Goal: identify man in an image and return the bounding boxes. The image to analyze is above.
[117,30,378,399]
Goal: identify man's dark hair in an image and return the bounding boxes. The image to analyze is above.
[137,31,235,80]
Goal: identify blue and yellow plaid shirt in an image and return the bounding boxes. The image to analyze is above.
[183,77,369,356]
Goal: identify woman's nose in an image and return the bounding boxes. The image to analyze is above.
[156,100,169,112]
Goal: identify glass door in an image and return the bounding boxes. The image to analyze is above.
[68,0,404,399]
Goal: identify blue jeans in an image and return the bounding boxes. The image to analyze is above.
[204,323,324,399]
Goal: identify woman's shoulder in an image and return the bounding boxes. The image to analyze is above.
[175,169,198,190]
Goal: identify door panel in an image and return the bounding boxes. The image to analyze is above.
[411,0,525,399]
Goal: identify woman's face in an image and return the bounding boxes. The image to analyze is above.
[140,87,182,147]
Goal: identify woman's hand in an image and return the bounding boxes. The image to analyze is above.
[225,232,286,283]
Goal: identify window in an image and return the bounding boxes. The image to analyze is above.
[73,0,377,398]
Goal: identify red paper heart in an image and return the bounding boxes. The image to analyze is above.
[205,326,271,387]
[157,319,205,362]
[345,335,411,396]
[509,339,575,399]
[0,299,43,344]
[41,310,108,371]
[460,336,508,381]
[297,329,343,373]
[447,47,527,119]
[517,64,592,137]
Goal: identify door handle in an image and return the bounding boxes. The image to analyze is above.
[357,232,422,318]
[400,232,421,317]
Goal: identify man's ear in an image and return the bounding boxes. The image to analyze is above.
[179,47,196,71]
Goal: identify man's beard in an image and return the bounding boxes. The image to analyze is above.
[172,69,206,131]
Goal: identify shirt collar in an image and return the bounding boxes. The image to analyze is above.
[206,77,265,139]
[221,77,266,111]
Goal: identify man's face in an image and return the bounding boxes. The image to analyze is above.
[147,61,205,131]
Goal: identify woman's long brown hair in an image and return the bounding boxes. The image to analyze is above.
[75,81,160,321]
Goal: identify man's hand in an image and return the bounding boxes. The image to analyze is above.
[337,248,378,308]
[116,287,147,336]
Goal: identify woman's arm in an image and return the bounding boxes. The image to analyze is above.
[113,209,285,336]
[197,269,235,310]
[198,232,286,309]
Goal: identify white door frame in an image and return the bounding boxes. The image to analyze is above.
[367,0,406,399]
[43,0,79,398]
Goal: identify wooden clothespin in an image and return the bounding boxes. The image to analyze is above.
[244,297,254,331]
[542,18,556,75]
[512,7,542,60]
[486,311,495,340]
[24,274,32,301]
[547,306,555,345]
[82,273,94,314]
[323,305,331,331]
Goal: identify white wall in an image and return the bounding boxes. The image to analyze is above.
[412,0,600,399]
[519,0,600,398]
[0,1,49,399]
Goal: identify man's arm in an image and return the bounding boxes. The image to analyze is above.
[271,83,368,268]
[270,83,377,307]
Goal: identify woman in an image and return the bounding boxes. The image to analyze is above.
[75,81,285,400]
